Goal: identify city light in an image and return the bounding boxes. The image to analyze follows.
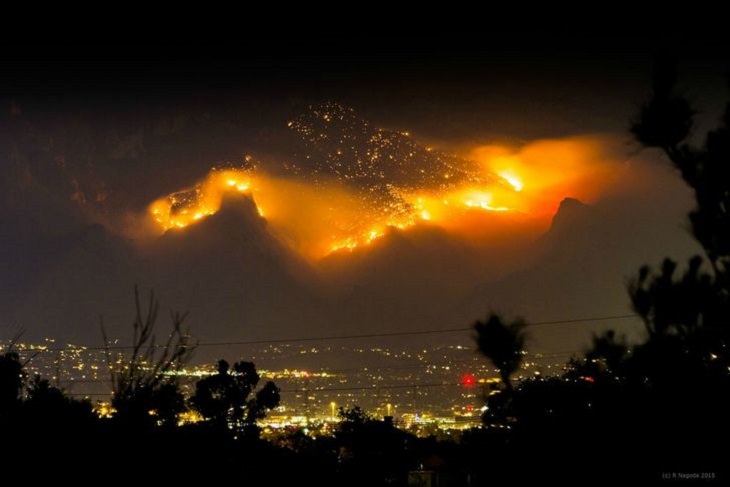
[461,374,476,388]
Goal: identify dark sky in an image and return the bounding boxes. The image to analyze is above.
[0,32,726,361]
[4,31,727,139]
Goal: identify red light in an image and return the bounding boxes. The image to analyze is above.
[582,376,595,383]
[461,374,476,387]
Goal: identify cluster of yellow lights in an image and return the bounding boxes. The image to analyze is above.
[148,167,524,258]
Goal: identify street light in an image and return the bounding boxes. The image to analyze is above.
[330,401,337,422]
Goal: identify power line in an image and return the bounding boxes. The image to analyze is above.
[525,314,636,327]
[3,314,637,353]
[196,314,636,347]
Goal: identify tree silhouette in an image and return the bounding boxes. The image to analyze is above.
[0,333,29,418]
[334,406,416,486]
[474,314,526,394]
[632,55,730,271]
[585,330,629,371]
[337,405,371,429]
[0,346,99,478]
[0,350,24,418]
[192,359,280,436]
[562,328,628,380]
[629,56,730,385]
[24,374,94,429]
[103,286,195,427]
[631,55,694,154]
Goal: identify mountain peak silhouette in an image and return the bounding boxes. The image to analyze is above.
[549,197,589,236]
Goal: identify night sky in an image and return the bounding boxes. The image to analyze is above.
[1,31,728,361]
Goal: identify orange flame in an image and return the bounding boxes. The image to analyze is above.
[146,136,622,259]
[149,169,258,231]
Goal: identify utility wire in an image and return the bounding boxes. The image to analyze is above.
[3,314,636,354]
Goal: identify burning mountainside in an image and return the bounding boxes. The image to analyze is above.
[147,103,618,259]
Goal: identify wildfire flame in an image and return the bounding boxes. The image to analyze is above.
[149,169,257,231]
[147,167,524,258]
[146,131,619,260]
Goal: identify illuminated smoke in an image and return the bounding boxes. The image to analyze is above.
[147,104,622,259]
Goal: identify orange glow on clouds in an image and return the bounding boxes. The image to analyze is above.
[147,135,623,260]
[470,135,623,217]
